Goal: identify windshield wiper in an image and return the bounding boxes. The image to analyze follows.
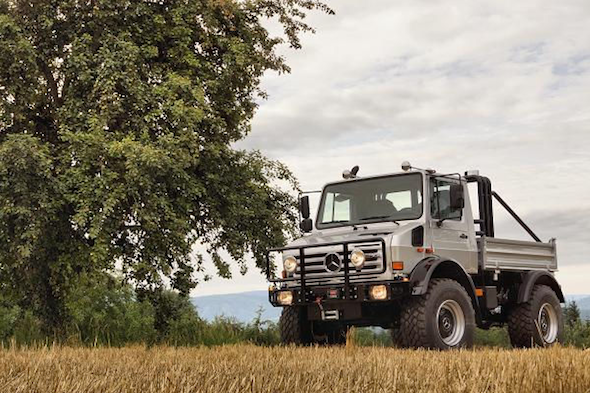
[360,215,390,221]
[323,220,349,224]
[359,215,400,225]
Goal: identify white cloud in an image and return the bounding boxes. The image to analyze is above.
[195,0,590,296]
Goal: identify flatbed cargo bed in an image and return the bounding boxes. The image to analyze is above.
[479,237,557,272]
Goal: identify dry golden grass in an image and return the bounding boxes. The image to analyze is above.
[0,345,589,393]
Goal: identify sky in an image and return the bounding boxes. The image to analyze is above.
[192,0,590,297]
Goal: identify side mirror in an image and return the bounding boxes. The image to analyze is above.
[300,196,310,219]
[300,218,313,233]
[449,184,465,210]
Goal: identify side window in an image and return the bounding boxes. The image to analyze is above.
[321,193,351,223]
[430,179,462,221]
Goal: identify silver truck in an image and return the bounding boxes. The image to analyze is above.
[267,162,564,349]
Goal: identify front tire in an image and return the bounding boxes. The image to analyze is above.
[400,278,475,349]
[390,327,404,348]
[507,285,563,348]
[280,306,312,345]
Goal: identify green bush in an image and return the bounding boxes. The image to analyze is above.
[3,290,590,349]
[563,301,590,348]
[474,327,511,348]
[190,312,279,347]
[0,304,20,342]
[66,275,156,346]
[351,328,392,347]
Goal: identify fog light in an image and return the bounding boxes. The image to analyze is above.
[277,291,294,305]
[369,285,388,300]
[350,249,365,268]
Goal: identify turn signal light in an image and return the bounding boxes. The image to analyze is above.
[392,261,404,271]
[416,247,434,254]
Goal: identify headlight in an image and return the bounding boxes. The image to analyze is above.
[350,249,365,268]
[277,291,293,305]
[283,256,298,273]
[369,284,388,300]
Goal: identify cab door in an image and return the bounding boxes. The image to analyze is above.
[429,177,478,274]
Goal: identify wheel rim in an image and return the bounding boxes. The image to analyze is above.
[538,303,558,343]
[437,299,465,347]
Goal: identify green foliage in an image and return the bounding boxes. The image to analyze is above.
[564,301,581,328]
[0,0,331,334]
[66,274,156,346]
[144,289,200,342]
[563,301,590,349]
[351,328,392,347]
[474,327,511,348]
[564,321,590,349]
[0,303,19,341]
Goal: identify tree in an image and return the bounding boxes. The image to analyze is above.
[564,301,581,328]
[0,0,332,335]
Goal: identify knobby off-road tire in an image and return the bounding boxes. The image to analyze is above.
[400,278,475,350]
[390,327,404,348]
[507,285,563,348]
[280,306,313,345]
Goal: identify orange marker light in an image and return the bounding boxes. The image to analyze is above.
[417,247,435,254]
[392,261,404,270]
[475,288,484,297]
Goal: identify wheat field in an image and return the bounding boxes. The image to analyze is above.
[0,344,589,393]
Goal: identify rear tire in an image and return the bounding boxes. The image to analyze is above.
[280,306,312,345]
[507,285,563,348]
[400,278,475,349]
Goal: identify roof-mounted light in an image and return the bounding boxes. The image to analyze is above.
[402,161,436,174]
[342,165,360,179]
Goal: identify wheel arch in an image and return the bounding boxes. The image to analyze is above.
[517,270,565,304]
[409,257,483,325]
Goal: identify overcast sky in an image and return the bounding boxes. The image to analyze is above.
[193,0,590,296]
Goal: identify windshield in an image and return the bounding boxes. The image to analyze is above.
[317,173,423,228]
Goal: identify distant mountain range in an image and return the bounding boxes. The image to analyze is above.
[570,296,590,321]
[191,291,280,322]
[191,291,590,323]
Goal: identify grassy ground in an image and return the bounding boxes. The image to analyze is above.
[0,345,589,393]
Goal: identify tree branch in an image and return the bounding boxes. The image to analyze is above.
[36,59,61,106]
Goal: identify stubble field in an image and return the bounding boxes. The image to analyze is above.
[0,345,589,393]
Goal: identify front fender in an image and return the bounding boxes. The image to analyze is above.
[409,257,482,325]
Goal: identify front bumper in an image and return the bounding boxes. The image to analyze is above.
[269,280,410,323]
[269,279,410,307]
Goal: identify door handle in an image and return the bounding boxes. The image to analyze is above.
[459,233,468,239]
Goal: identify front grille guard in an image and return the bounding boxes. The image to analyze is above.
[266,238,388,302]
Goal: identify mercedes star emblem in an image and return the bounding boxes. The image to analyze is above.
[324,253,342,272]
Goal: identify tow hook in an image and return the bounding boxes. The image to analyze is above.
[316,297,339,321]
[315,297,324,314]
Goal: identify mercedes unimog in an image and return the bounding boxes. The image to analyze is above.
[266,162,564,349]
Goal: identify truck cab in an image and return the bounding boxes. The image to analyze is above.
[267,163,564,349]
